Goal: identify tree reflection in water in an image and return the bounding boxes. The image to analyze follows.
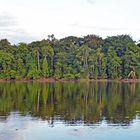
[0,82,140,126]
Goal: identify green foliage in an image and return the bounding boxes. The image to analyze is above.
[9,70,17,79]
[42,57,49,77]
[27,68,39,79]
[106,46,122,79]
[0,35,140,79]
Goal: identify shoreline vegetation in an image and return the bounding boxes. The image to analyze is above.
[0,34,140,80]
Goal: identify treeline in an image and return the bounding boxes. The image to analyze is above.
[0,34,140,80]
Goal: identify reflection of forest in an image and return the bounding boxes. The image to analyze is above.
[0,82,140,125]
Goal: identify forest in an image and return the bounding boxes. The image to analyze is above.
[0,34,140,80]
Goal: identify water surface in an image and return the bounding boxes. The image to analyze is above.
[0,82,140,140]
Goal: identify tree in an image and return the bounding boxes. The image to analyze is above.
[0,50,14,78]
[106,46,122,79]
[40,40,54,76]
[42,57,49,77]
[76,44,91,78]
[0,35,139,80]
[122,42,140,78]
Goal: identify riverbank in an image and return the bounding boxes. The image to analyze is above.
[0,77,140,83]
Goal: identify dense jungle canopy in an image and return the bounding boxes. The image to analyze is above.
[0,34,140,80]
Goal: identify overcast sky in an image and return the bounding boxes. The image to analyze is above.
[0,0,140,44]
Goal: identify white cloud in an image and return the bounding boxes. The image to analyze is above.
[0,0,140,43]
[86,0,96,4]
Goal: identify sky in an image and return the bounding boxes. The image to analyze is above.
[0,0,140,44]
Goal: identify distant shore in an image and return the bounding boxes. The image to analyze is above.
[0,78,140,83]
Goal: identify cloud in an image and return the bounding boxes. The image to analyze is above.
[70,22,140,32]
[84,25,140,32]
[83,25,124,31]
[86,0,96,4]
[9,31,39,44]
[0,12,37,44]
[69,21,80,26]
[0,12,17,27]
